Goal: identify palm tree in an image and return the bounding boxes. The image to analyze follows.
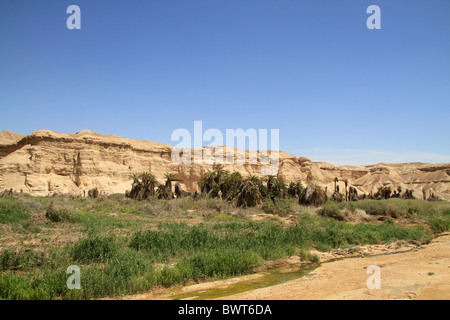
[197,169,225,198]
[266,176,287,201]
[164,173,176,197]
[344,179,348,201]
[204,170,217,195]
[265,176,275,200]
[127,172,158,200]
[141,172,158,197]
[131,173,141,188]
[156,183,167,199]
[213,165,228,184]
[164,173,175,185]
[236,175,265,207]
[288,182,303,198]
[220,171,243,201]
[198,176,209,194]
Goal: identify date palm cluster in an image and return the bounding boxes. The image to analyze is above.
[197,166,303,208]
[126,172,176,201]
[125,166,305,208]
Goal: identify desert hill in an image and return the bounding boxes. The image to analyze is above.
[0,129,449,200]
[0,131,25,146]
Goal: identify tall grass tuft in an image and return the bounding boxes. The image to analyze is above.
[0,199,29,224]
[71,235,121,264]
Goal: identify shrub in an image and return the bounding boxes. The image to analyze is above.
[180,249,262,280]
[262,198,293,215]
[384,203,404,218]
[45,202,74,222]
[355,200,387,215]
[127,172,158,200]
[0,272,67,300]
[319,202,345,221]
[300,249,319,262]
[0,200,29,224]
[71,235,120,264]
[262,198,277,214]
[346,202,357,214]
[0,249,46,271]
[129,224,217,261]
[427,216,450,234]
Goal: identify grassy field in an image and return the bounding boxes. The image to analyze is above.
[0,194,449,300]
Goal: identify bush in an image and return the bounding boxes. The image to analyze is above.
[179,249,262,280]
[300,249,319,262]
[129,224,218,261]
[355,200,387,215]
[71,235,120,264]
[0,272,67,300]
[384,203,404,218]
[46,202,74,222]
[68,249,157,299]
[319,202,345,221]
[345,202,357,214]
[0,199,29,224]
[262,198,293,216]
[0,249,46,271]
[427,216,450,234]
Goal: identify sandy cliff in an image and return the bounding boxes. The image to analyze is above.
[0,130,449,200]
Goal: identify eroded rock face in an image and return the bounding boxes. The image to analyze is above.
[0,129,449,200]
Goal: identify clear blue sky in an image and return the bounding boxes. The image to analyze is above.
[1,0,449,165]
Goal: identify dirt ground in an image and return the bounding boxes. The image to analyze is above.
[219,233,450,300]
[123,233,450,300]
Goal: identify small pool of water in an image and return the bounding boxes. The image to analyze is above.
[170,263,321,300]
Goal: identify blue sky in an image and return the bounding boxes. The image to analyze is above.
[0,0,449,165]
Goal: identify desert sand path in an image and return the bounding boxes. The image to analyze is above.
[218,234,450,300]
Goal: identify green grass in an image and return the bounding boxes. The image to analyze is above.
[0,199,30,224]
[75,210,128,232]
[426,216,450,233]
[0,248,47,271]
[0,194,448,300]
[319,202,345,221]
[262,198,294,215]
[71,235,121,264]
[0,215,434,300]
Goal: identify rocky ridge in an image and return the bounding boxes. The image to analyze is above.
[0,130,449,200]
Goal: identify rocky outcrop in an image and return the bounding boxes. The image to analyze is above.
[0,129,449,200]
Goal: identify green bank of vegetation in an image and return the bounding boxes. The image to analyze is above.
[0,190,449,300]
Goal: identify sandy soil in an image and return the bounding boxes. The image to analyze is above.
[219,234,450,300]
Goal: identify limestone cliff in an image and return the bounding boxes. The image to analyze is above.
[0,130,449,200]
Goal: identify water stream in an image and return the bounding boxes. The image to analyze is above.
[170,262,321,300]
[170,246,421,300]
